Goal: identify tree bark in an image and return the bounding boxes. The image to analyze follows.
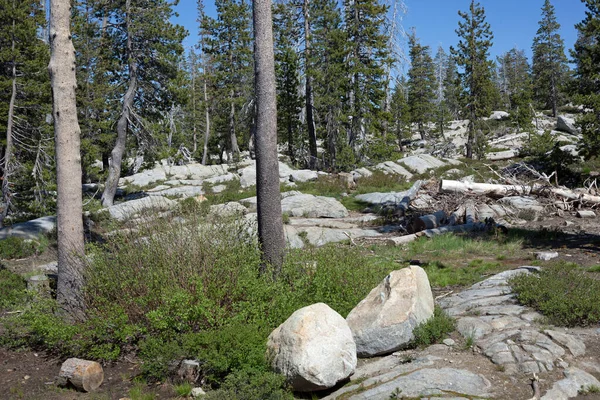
[1,10,17,227]
[229,89,239,160]
[201,75,210,165]
[253,0,285,275]
[101,0,137,207]
[48,0,86,321]
[303,0,318,169]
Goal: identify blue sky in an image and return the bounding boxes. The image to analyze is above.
[173,0,587,68]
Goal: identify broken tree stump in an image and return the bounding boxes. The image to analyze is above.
[58,358,104,392]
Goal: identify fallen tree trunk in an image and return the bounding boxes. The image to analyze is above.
[58,358,104,392]
[465,201,477,225]
[386,222,487,246]
[486,149,519,161]
[412,210,447,232]
[440,180,600,205]
[447,205,465,226]
[396,180,424,215]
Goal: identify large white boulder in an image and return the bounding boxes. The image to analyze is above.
[373,161,413,180]
[290,169,319,183]
[399,154,446,174]
[267,303,357,392]
[0,216,57,240]
[106,196,177,221]
[490,111,510,120]
[556,115,579,135]
[346,266,434,357]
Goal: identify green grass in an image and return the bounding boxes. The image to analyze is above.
[510,262,600,327]
[587,265,600,273]
[174,382,193,397]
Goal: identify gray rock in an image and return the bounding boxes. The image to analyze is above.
[0,216,56,240]
[290,169,319,183]
[266,303,357,392]
[490,111,510,120]
[119,168,167,187]
[556,116,579,135]
[354,190,413,206]
[443,338,456,346]
[373,161,413,179]
[498,196,544,212]
[106,196,177,221]
[536,251,559,261]
[545,330,586,357]
[283,225,305,249]
[147,186,204,198]
[399,154,446,174]
[341,368,493,400]
[346,266,434,357]
[204,172,238,185]
[238,165,257,188]
[456,317,493,340]
[542,367,600,400]
[209,202,248,218]
[191,387,206,398]
[281,194,349,218]
[295,226,381,247]
[351,167,373,180]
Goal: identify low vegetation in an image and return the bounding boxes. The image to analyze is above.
[412,306,455,347]
[510,262,600,327]
[0,236,48,260]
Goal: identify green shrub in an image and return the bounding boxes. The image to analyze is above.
[0,269,27,309]
[0,236,48,260]
[203,369,292,400]
[412,306,455,347]
[510,263,600,326]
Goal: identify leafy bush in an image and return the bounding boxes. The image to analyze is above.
[0,269,27,309]
[203,369,292,400]
[412,306,455,347]
[510,263,600,326]
[0,236,48,260]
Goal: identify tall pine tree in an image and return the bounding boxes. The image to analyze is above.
[532,0,568,117]
[572,0,600,160]
[451,0,495,159]
[407,31,435,140]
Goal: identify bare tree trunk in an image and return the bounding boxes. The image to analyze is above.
[201,76,210,165]
[229,89,240,160]
[253,0,285,275]
[303,0,318,169]
[1,12,17,227]
[101,0,137,207]
[192,60,197,154]
[48,0,86,322]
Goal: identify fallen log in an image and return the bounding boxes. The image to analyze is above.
[386,222,487,245]
[486,149,519,161]
[395,180,424,215]
[447,205,465,226]
[440,180,600,205]
[465,201,477,225]
[576,210,596,219]
[58,358,104,392]
[412,210,447,232]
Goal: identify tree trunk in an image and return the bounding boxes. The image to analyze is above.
[58,358,104,392]
[229,89,240,160]
[303,0,318,169]
[201,76,210,165]
[101,0,137,207]
[1,12,17,228]
[253,0,285,275]
[48,0,86,322]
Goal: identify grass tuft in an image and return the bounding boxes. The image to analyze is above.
[412,306,455,348]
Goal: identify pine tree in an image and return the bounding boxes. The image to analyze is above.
[450,0,495,159]
[344,0,392,159]
[203,0,253,163]
[407,31,435,140]
[532,0,568,117]
[389,76,410,149]
[101,0,186,206]
[311,0,349,168]
[273,0,303,165]
[0,0,52,225]
[571,0,600,160]
[433,46,451,137]
[443,56,461,120]
[497,47,533,132]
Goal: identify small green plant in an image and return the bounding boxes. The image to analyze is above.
[282,212,291,224]
[388,387,403,399]
[174,382,193,397]
[510,262,600,326]
[0,269,27,309]
[412,306,455,347]
[0,236,48,260]
[588,265,600,273]
[128,382,157,400]
[579,384,600,395]
[464,334,475,349]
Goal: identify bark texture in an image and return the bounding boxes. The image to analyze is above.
[58,358,104,392]
[253,0,285,273]
[1,13,16,227]
[48,0,86,321]
[303,0,318,169]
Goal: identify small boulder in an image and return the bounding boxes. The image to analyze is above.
[346,265,434,357]
[267,303,357,392]
[490,111,510,120]
[556,116,579,135]
[290,169,319,183]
